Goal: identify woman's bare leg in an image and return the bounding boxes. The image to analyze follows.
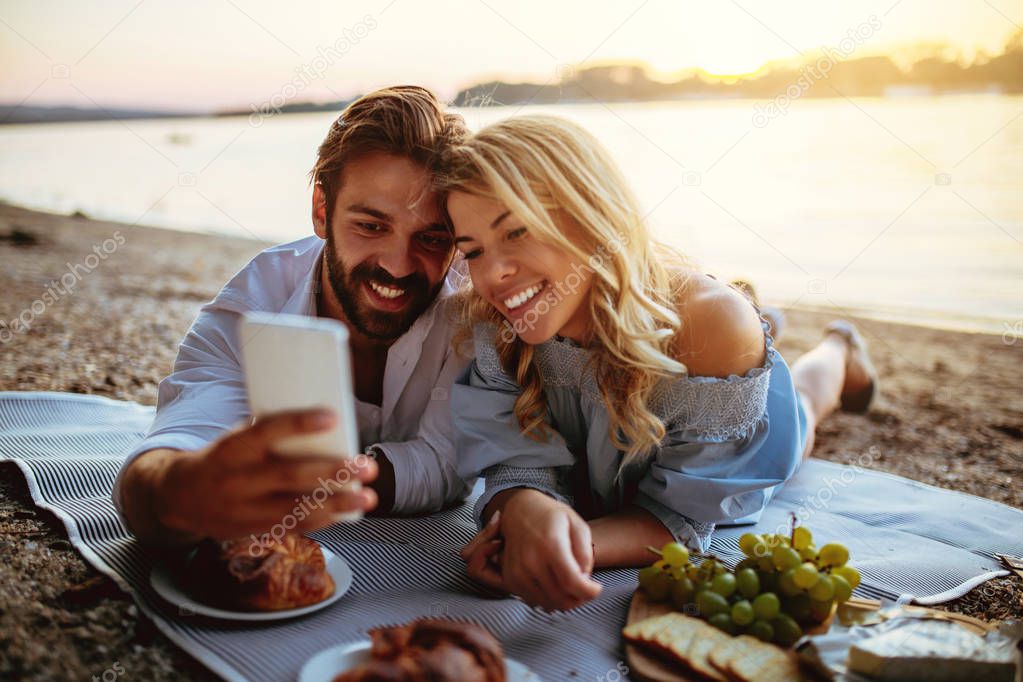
[791,329,874,459]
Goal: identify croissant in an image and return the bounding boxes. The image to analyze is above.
[333,618,507,682]
[187,535,335,611]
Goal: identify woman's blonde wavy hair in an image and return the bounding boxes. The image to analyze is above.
[436,115,694,472]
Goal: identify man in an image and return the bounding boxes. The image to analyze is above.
[114,86,471,547]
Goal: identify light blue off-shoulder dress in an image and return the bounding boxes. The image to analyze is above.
[450,313,809,551]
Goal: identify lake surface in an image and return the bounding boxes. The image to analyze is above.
[1,95,1020,333]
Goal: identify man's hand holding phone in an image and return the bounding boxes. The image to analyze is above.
[127,312,376,547]
[154,409,378,542]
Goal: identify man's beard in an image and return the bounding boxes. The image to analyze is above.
[323,235,442,341]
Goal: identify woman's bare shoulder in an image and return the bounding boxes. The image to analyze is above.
[670,271,767,379]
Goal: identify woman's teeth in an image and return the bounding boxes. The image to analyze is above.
[504,283,545,310]
[370,281,405,299]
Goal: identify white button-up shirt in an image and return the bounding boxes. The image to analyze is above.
[112,235,471,520]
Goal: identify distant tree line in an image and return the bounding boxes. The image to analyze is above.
[4,32,1020,125]
[453,30,1023,106]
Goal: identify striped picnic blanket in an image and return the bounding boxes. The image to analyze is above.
[2,391,1020,681]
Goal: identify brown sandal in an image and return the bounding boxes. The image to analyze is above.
[824,320,878,413]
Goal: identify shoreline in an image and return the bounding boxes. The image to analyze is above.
[1,200,1021,679]
[1,91,1018,127]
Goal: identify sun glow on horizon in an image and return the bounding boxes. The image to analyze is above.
[0,0,1016,111]
[693,59,768,79]
[681,40,784,79]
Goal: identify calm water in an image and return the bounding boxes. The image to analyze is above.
[1,96,1020,333]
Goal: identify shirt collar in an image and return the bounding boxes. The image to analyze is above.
[281,241,323,316]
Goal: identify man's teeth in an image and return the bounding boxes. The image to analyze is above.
[370,281,405,299]
[504,283,544,310]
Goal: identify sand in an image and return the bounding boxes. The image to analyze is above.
[1,202,1020,679]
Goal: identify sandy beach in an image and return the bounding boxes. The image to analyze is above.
[1,201,1021,679]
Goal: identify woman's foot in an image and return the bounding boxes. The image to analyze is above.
[824,320,878,413]
[729,279,785,341]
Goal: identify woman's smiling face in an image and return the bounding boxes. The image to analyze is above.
[447,191,594,346]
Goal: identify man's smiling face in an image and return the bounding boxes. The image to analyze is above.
[313,152,455,341]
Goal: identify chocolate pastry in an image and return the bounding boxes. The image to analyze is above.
[333,618,506,682]
[187,535,335,611]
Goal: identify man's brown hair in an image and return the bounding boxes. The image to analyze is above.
[310,85,468,216]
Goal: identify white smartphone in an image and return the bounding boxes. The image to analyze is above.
[238,312,360,462]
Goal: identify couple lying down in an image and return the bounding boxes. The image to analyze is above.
[114,86,877,612]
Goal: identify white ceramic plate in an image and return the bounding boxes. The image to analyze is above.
[150,546,353,621]
[298,641,541,682]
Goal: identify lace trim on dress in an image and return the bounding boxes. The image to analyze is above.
[472,314,775,443]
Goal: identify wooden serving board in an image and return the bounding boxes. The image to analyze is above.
[624,591,702,682]
[622,591,847,682]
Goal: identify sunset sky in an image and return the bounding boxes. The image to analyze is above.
[1,0,1019,111]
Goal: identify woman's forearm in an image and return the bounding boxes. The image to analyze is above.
[480,486,550,524]
[486,493,675,569]
[588,505,674,568]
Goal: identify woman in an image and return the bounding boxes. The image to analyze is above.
[439,116,877,611]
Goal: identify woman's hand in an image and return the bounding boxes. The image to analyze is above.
[471,488,601,611]
[460,511,508,593]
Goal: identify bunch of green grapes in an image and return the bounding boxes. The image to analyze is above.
[636,526,860,648]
